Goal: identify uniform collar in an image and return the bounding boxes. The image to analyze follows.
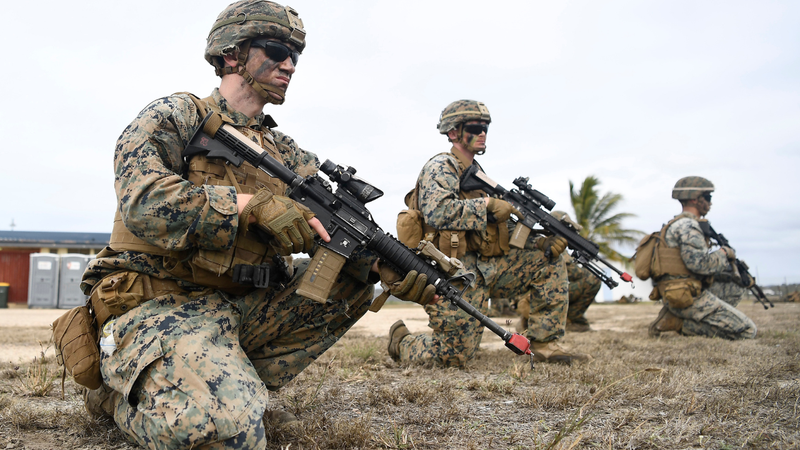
[210,88,277,130]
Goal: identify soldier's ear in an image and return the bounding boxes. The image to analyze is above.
[447,129,458,141]
[223,51,239,68]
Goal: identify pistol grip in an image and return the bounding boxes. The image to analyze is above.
[296,248,346,303]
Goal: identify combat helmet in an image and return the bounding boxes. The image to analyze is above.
[437,100,491,134]
[205,0,306,104]
[671,176,714,200]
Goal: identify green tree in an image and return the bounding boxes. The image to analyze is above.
[569,175,643,264]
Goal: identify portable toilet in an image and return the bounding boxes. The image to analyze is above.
[28,253,59,308]
[58,254,91,309]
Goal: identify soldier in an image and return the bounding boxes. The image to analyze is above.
[516,212,602,333]
[79,2,425,448]
[386,100,592,367]
[647,177,757,339]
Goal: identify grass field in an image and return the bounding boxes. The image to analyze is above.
[0,300,797,449]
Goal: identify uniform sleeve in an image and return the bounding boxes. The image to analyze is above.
[669,218,731,276]
[115,96,239,251]
[272,130,320,181]
[418,156,487,230]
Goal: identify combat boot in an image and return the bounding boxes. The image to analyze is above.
[265,410,299,426]
[648,306,683,337]
[388,320,411,362]
[83,382,118,420]
[566,319,591,333]
[531,341,593,365]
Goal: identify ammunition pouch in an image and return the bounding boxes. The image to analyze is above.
[52,306,102,389]
[657,278,701,309]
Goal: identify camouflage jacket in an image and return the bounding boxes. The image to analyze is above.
[663,212,731,279]
[417,148,488,231]
[82,89,376,293]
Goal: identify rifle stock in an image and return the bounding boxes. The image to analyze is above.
[184,113,533,356]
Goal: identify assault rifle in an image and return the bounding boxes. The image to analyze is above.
[460,165,633,289]
[698,222,773,309]
[183,114,532,357]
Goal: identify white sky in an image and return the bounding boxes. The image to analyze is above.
[1,0,798,285]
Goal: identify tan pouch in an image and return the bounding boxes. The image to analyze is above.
[52,306,102,389]
[438,230,467,259]
[659,278,701,309]
[397,209,424,248]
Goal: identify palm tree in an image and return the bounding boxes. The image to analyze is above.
[569,176,643,264]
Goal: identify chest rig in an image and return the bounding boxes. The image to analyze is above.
[404,150,510,260]
[108,93,290,294]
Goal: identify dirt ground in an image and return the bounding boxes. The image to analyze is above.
[0,300,640,363]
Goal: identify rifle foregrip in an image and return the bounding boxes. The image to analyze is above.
[369,230,444,290]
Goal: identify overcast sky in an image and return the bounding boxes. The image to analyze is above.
[1,0,798,286]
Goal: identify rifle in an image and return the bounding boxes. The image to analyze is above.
[698,222,773,309]
[460,165,633,289]
[183,113,532,357]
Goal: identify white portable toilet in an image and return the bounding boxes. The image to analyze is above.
[28,253,60,308]
[58,254,91,309]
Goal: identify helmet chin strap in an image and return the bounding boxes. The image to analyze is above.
[217,41,287,105]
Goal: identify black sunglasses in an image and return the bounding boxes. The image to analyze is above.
[462,123,489,135]
[250,38,300,66]
[701,193,712,201]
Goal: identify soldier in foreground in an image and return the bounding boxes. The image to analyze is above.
[387,100,591,367]
[645,177,756,339]
[78,2,425,448]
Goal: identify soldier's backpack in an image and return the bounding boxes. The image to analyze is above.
[632,214,693,281]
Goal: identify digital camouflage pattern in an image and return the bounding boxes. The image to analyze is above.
[671,176,714,200]
[565,254,602,325]
[399,249,568,367]
[707,279,747,307]
[436,100,491,134]
[83,89,377,448]
[205,0,306,69]
[514,253,601,326]
[660,213,756,339]
[397,152,569,367]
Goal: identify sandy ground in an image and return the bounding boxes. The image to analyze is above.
[0,300,649,364]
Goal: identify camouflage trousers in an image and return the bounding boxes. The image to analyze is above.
[707,280,746,307]
[516,262,601,326]
[398,248,568,367]
[100,260,373,449]
[667,289,756,340]
[565,263,602,325]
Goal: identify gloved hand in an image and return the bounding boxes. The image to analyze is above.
[721,246,736,260]
[487,198,521,223]
[378,262,437,306]
[537,235,568,260]
[244,189,317,254]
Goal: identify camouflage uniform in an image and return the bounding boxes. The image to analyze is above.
[513,253,600,328]
[397,151,569,367]
[565,254,602,326]
[660,212,756,339]
[82,89,377,449]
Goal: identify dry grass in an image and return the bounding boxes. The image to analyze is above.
[0,301,797,449]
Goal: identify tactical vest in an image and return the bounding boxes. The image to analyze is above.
[108,93,288,293]
[402,150,510,259]
[642,213,704,305]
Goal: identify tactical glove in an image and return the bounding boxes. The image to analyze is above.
[243,189,317,254]
[487,198,521,223]
[537,236,568,260]
[378,262,437,306]
[721,246,736,260]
